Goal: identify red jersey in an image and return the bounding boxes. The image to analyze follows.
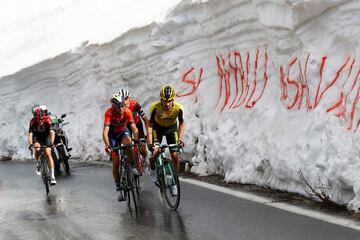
[104,107,134,133]
[127,99,146,124]
[29,116,53,134]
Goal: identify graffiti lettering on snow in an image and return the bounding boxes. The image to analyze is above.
[215,48,268,112]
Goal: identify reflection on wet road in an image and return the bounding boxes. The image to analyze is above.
[1,161,360,240]
[0,161,188,240]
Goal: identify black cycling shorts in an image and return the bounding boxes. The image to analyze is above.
[128,120,146,139]
[32,133,51,146]
[152,122,178,152]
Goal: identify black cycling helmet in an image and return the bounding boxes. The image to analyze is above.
[160,84,176,101]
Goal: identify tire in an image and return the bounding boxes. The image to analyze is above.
[162,159,180,210]
[135,176,140,195]
[133,145,141,195]
[127,162,138,212]
[52,149,61,174]
[157,165,164,193]
[41,156,50,195]
[58,142,71,175]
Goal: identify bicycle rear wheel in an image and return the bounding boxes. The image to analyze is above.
[135,176,140,195]
[58,143,71,175]
[162,159,180,210]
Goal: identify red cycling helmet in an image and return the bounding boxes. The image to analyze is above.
[34,108,46,121]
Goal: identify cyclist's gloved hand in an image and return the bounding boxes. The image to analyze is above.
[49,142,55,148]
[147,143,154,151]
[28,144,34,151]
[178,140,184,148]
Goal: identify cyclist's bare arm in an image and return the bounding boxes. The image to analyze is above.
[129,122,139,141]
[102,125,111,148]
[103,126,113,155]
[146,123,153,145]
[147,107,157,145]
[49,129,55,145]
[143,116,150,133]
[178,121,185,143]
[28,132,33,146]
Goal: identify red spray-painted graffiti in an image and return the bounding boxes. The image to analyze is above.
[279,55,360,131]
[176,67,203,103]
[215,48,269,112]
[176,48,360,131]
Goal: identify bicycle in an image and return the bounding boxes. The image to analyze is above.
[113,142,139,211]
[31,146,51,195]
[153,143,181,211]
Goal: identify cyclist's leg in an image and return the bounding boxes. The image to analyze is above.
[32,136,42,174]
[149,124,164,169]
[120,128,139,176]
[44,137,54,169]
[165,129,180,174]
[32,135,42,160]
[108,132,125,201]
[44,136,56,184]
[108,132,121,184]
[136,121,147,159]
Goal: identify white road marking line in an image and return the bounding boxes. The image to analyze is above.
[180,177,360,231]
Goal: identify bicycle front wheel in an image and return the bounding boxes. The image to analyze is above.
[162,159,180,210]
[41,156,50,195]
[125,162,138,212]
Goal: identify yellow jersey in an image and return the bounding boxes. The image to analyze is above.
[149,100,184,128]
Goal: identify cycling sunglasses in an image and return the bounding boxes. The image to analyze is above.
[111,102,124,109]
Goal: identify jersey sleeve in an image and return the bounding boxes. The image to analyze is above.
[149,103,157,124]
[177,103,184,123]
[45,117,54,130]
[104,109,111,127]
[125,108,135,124]
[28,119,34,133]
[178,109,184,123]
[135,102,147,119]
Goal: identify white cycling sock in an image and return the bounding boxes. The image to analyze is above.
[49,168,55,178]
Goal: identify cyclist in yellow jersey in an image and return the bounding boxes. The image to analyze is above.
[147,84,185,189]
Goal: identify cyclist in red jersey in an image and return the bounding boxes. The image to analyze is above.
[28,106,57,185]
[118,89,150,160]
[102,93,139,201]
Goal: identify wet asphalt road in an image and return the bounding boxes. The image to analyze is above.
[1,161,360,240]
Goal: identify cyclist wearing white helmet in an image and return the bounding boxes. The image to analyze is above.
[119,88,150,161]
[102,93,139,201]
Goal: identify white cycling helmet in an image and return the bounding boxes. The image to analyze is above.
[118,88,130,99]
[39,105,48,115]
[110,94,125,107]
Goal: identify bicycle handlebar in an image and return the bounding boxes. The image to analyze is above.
[29,145,51,156]
[153,143,183,152]
[111,142,136,151]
